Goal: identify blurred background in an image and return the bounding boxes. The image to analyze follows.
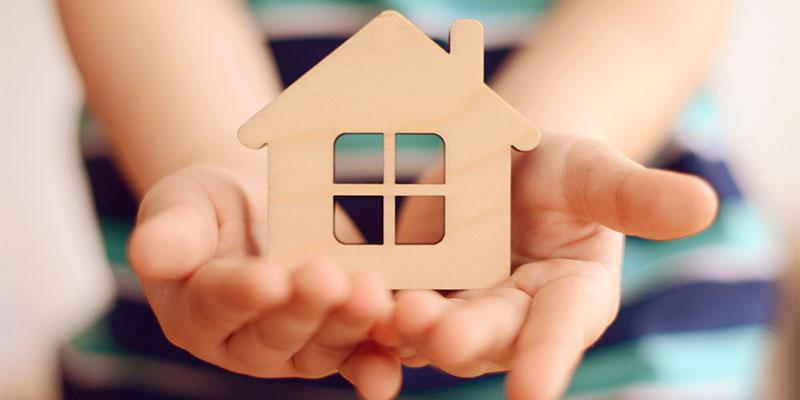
[2,1,798,399]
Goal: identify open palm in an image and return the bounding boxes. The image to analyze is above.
[127,165,401,399]
[386,134,718,399]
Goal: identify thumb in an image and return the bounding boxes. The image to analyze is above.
[562,138,719,240]
[128,174,219,281]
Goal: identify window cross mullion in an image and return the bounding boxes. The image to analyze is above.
[383,132,395,246]
[330,185,444,196]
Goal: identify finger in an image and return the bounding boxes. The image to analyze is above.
[128,174,218,281]
[370,310,405,347]
[393,344,419,359]
[506,260,619,400]
[400,354,429,368]
[396,291,508,377]
[340,342,402,400]
[393,290,457,341]
[154,259,291,354]
[292,270,392,375]
[424,287,529,371]
[334,203,366,244]
[223,261,350,372]
[560,137,718,240]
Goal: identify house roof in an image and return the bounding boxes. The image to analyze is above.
[239,10,539,151]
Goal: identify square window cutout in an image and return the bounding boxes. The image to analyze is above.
[334,133,383,183]
[395,196,444,244]
[395,134,444,184]
[334,196,383,244]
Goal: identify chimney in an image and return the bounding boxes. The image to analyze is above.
[449,19,484,81]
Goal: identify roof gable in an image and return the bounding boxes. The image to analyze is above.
[239,10,539,151]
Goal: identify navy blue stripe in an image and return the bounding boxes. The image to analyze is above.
[105,298,357,390]
[269,38,345,87]
[268,37,512,88]
[660,151,743,200]
[106,294,473,390]
[593,280,775,349]
[61,349,356,400]
[100,278,776,391]
[108,280,775,352]
[398,280,777,390]
[84,157,139,219]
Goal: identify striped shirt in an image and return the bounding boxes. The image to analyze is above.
[61,1,779,399]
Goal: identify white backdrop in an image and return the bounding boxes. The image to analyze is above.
[1,1,114,398]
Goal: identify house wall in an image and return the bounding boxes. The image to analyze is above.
[265,115,515,289]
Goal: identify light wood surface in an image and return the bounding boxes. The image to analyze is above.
[239,10,539,288]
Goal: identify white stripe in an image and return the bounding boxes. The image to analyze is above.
[566,379,751,400]
[622,242,786,303]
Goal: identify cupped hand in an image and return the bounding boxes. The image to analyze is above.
[388,134,718,399]
[127,165,401,400]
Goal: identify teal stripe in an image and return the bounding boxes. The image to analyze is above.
[405,325,767,399]
[621,199,774,301]
[71,315,122,353]
[335,133,443,153]
[673,90,723,142]
[100,217,134,267]
[405,375,505,400]
[335,132,383,152]
[249,0,550,16]
[568,325,768,395]
[383,0,549,18]
[396,133,443,151]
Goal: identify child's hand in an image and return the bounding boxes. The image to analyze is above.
[389,134,718,400]
[128,165,400,400]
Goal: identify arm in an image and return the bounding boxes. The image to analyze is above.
[58,3,398,398]
[493,0,731,162]
[390,3,724,399]
[58,0,279,193]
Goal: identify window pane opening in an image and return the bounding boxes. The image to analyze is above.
[334,196,383,244]
[395,133,444,184]
[334,133,383,183]
[395,196,444,244]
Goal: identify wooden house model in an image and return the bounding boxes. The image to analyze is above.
[239,10,539,289]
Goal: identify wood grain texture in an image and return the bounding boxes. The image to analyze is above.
[239,10,539,289]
